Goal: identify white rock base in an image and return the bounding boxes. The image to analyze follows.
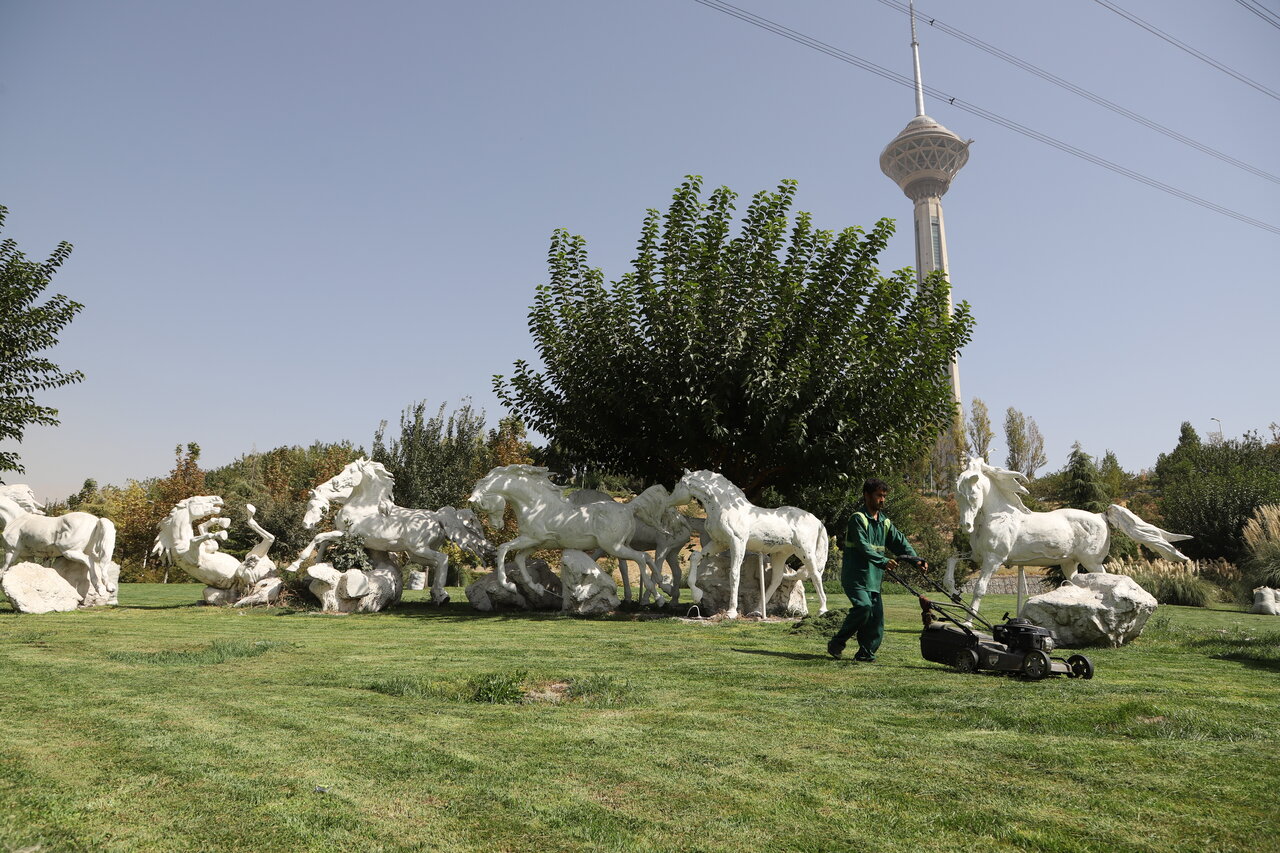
[406,570,427,590]
[306,553,403,613]
[465,559,562,611]
[1251,587,1279,615]
[560,550,620,616]
[1,562,84,613]
[688,552,809,617]
[1021,572,1157,647]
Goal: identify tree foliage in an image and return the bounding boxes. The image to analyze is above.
[495,176,974,503]
[966,397,994,462]
[1155,424,1280,562]
[0,206,85,476]
[1061,442,1109,514]
[1003,407,1047,478]
[371,400,490,509]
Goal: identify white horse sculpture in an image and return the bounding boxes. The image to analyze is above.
[658,470,829,620]
[0,493,117,605]
[569,488,702,605]
[0,484,46,515]
[468,465,669,605]
[152,496,279,600]
[950,457,1192,616]
[287,459,492,605]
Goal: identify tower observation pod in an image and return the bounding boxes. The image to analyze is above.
[879,1,970,409]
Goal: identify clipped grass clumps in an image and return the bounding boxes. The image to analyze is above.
[565,673,636,707]
[1111,558,1215,607]
[465,669,528,704]
[787,608,848,637]
[106,639,290,665]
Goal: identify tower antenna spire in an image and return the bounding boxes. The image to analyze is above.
[910,0,926,116]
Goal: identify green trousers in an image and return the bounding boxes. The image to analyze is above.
[830,587,884,656]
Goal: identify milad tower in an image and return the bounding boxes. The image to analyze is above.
[879,3,971,410]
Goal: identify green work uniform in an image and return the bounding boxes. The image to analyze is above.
[829,510,918,658]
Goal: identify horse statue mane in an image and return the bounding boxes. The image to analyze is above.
[681,470,749,506]
[477,464,563,501]
[972,459,1033,515]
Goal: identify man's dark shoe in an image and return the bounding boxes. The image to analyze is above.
[826,640,843,660]
[853,649,876,662]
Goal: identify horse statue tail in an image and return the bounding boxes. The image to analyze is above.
[90,517,117,565]
[812,523,829,580]
[1103,505,1193,562]
[629,484,671,532]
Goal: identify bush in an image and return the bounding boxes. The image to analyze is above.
[1110,558,1214,607]
[1242,504,1280,590]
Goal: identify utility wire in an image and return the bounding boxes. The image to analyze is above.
[689,0,1280,237]
[1232,0,1280,31]
[1091,0,1280,101]
[874,0,1280,185]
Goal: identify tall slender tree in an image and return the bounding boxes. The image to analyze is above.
[966,397,994,462]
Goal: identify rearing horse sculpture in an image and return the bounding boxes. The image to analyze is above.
[287,459,492,605]
[950,457,1192,616]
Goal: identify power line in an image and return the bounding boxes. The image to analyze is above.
[1091,0,1280,101]
[1232,0,1280,30]
[688,0,1280,238]
[874,0,1280,185]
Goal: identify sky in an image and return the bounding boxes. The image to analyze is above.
[1,0,1277,503]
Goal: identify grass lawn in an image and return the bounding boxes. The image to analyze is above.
[2,584,1278,852]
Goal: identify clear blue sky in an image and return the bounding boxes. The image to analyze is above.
[2,0,1276,502]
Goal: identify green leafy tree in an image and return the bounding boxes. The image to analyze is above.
[1155,427,1280,562]
[495,176,974,504]
[372,400,489,509]
[0,206,85,477]
[966,397,994,462]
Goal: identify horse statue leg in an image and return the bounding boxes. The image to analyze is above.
[966,556,1003,623]
[724,538,746,619]
[617,555,634,603]
[286,530,344,573]
[426,549,451,605]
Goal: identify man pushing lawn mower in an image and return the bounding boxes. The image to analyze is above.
[827,478,928,662]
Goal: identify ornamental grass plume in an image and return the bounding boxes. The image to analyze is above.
[1109,557,1214,607]
[1243,504,1280,589]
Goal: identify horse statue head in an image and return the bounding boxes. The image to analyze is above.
[677,469,748,509]
[303,459,398,528]
[956,458,1031,534]
[0,484,45,515]
[467,465,561,524]
[152,495,225,563]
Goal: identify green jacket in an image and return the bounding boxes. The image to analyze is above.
[841,511,917,592]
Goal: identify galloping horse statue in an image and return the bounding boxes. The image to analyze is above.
[656,470,829,620]
[0,493,118,606]
[287,458,493,605]
[950,457,1192,616]
[467,465,670,605]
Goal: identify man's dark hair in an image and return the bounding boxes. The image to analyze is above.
[863,477,890,495]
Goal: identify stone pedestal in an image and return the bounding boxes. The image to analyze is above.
[305,556,403,613]
[689,552,809,617]
[465,559,562,611]
[406,570,427,590]
[1021,572,1157,647]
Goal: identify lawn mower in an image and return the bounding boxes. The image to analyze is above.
[885,556,1094,681]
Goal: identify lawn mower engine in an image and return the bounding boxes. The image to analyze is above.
[919,610,1094,681]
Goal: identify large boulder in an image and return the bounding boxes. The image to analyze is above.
[559,550,620,616]
[1250,587,1279,615]
[406,570,427,591]
[1021,572,1157,647]
[465,559,562,611]
[1,562,83,613]
[305,552,403,613]
[688,551,810,618]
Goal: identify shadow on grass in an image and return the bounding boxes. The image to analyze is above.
[730,647,830,662]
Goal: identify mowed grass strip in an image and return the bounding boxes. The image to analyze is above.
[0,584,1277,851]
